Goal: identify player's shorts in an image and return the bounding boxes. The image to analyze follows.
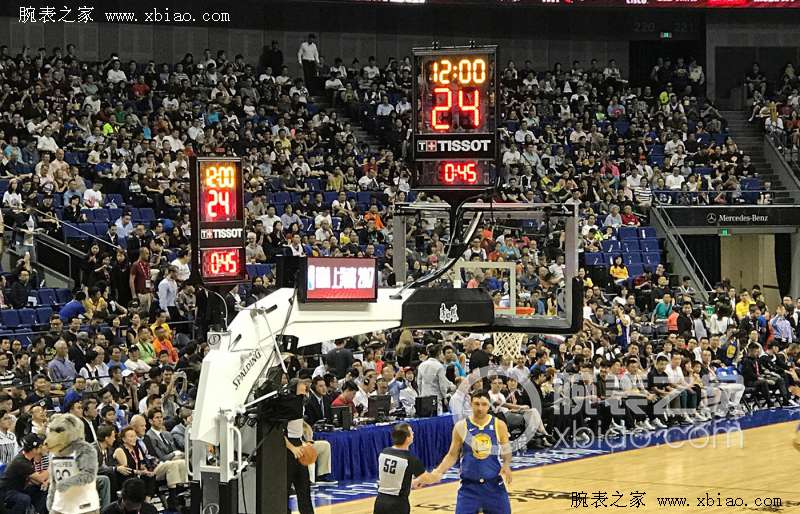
[455,476,511,514]
[373,493,410,514]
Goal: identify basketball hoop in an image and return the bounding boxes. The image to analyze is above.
[492,330,527,361]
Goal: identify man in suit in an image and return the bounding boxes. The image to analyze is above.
[304,376,332,426]
[741,343,787,407]
[144,408,183,463]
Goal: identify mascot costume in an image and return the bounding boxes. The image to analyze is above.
[45,413,100,514]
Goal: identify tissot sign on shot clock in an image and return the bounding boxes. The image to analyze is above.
[412,45,498,193]
[189,157,247,285]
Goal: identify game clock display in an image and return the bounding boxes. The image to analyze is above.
[190,158,248,285]
[412,46,497,192]
[416,54,493,134]
[200,248,243,278]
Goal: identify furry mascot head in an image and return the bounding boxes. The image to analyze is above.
[45,413,100,514]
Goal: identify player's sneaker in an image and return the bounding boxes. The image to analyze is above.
[315,475,338,486]
[652,418,667,429]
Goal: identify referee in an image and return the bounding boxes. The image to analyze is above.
[373,423,434,514]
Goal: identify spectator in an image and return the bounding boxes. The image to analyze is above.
[0,433,48,514]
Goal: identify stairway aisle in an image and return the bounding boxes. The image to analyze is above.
[720,110,795,204]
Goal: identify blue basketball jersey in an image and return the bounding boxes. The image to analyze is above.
[460,415,501,481]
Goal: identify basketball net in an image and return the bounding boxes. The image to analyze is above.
[492,331,527,361]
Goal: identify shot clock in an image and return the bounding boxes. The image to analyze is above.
[189,157,247,285]
[412,45,497,196]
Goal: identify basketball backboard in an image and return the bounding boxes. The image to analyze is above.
[392,201,581,334]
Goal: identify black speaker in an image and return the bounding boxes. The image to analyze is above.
[276,255,303,288]
[415,396,438,418]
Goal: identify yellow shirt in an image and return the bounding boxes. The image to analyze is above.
[610,265,629,280]
[735,300,755,320]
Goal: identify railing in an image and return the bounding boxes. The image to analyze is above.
[650,187,800,206]
[34,208,121,252]
[650,204,712,304]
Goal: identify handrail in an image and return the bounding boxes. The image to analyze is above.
[33,208,120,251]
[764,132,800,192]
[650,206,712,304]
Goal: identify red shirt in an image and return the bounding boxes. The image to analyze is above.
[621,212,640,226]
[130,259,151,294]
[331,394,356,415]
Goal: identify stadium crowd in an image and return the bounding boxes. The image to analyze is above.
[0,38,795,514]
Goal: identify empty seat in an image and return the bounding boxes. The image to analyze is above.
[36,289,57,306]
[618,227,638,240]
[139,208,155,221]
[584,253,603,266]
[93,208,110,222]
[0,310,20,328]
[623,253,642,265]
[35,306,53,324]
[640,239,659,253]
[627,263,644,277]
[601,240,622,253]
[55,288,72,304]
[94,222,109,235]
[623,240,640,253]
[246,264,257,279]
[643,252,661,265]
[374,244,385,257]
[603,253,622,266]
[17,309,35,327]
[78,223,97,236]
[639,227,657,239]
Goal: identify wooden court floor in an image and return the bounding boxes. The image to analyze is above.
[305,421,800,513]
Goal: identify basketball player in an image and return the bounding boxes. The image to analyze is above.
[373,423,435,514]
[423,390,513,514]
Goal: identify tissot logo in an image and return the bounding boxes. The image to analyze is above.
[201,228,244,239]
[417,139,493,153]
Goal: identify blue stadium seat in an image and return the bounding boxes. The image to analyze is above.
[639,227,657,239]
[246,264,257,279]
[55,288,72,305]
[623,253,642,265]
[14,329,31,347]
[323,192,338,205]
[63,224,82,239]
[35,306,53,325]
[331,217,342,231]
[301,218,314,234]
[640,239,659,253]
[584,253,603,266]
[627,263,644,277]
[17,309,35,327]
[603,253,621,266]
[0,310,20,328]
[94,223,108,235]
[128,208,141,220]
[601,240,622,253]
[93,208,110,222]
[36,289,57,306]
[306,179,321,192]
[139,208,155,221]
[374,244,385,257]
[107,194,124,206]
[623,240,640,253]
[618,227,638,240]
[356,192,373,205]
[79,223,97,236]
[272,192,291,205]
[643,252,661,265]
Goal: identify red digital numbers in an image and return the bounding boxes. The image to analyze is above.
[201,163,238,222]
[440,162,479,185]
[201,248,241,277]
[430,88,481,131]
